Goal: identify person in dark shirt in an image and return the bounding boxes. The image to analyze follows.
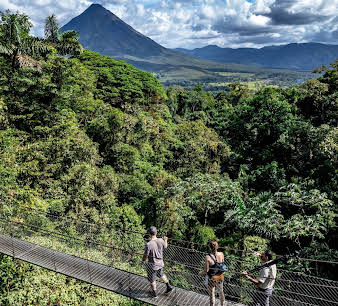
[201,241,226,306]
[142,226,172,298]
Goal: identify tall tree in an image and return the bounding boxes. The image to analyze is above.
[44,15,59,43]
[44,15,82,56]
[0,10,50,69]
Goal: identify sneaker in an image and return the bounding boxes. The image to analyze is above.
[165,286,173,294]
[149,291,158,299]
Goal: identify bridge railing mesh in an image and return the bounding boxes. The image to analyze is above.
[0,210,337,306]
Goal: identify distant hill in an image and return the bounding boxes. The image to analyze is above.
[60,4,249,69]
[61,3,166,58]
[175,43,338,71]
[61,4,311,87]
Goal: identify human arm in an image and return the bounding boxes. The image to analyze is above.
[201,255,210,275]
[163,236,168,248]
[220,252,224,263]
[242,272,262,286]
[242,266,270,286]
[142,244,149,262]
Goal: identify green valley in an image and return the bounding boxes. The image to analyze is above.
[0,9,337,305]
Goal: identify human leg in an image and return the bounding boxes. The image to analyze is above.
[250,289,263,306]
[158,269,173,293]
[254,289,271,306]
[264,289,272,306]
[159,269,168,283]
[147,267,158,297]
[208,281,216,306]
[216,281,226,306]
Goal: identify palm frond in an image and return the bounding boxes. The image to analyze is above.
[17,54,43,70]
[19,37,52,57]
[0,43,14,55]
[56,41,83,56]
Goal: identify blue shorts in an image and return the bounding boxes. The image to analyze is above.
[147,268,163,283]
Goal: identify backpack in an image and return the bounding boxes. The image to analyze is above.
[208,254,227,276]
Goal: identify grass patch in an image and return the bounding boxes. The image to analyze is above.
[216,72,255,78]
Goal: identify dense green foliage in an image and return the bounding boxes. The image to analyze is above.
[0,255,143,306]
[0,10,337,304]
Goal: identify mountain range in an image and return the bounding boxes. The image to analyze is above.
[61,4,262,73]
[61,4,316,87]
[176,43,338,71]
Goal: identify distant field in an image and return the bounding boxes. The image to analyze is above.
[119,54,313,89]
[216,72,255,78]
[208,80,265,90]
[157,66,312,89]
[155,67,217,82]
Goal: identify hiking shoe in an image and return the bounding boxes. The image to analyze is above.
[165,286,173,294]
[149,291,158,299]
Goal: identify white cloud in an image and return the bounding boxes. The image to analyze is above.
[0,0,20,11]
[0,0,337,49]
[252,0,273,14]
[200,5,215,19]
[248,14,270,26]
[136,4,145,16]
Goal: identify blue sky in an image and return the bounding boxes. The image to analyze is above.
[1,0,337,49]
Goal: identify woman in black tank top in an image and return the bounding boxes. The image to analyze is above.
[201,241,226,306]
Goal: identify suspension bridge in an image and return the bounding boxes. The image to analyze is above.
[0,209,337,305]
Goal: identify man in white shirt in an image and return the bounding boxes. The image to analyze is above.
[242,250,277,306]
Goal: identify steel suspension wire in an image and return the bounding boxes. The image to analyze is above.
[10,209,338,290]
[12,208,338,284]
[2,209,337,305]
[19,207,338,265]
[0,219,228,306]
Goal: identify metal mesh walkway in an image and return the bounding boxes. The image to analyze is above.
[0,233,240,306]
[0,209,337,305]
